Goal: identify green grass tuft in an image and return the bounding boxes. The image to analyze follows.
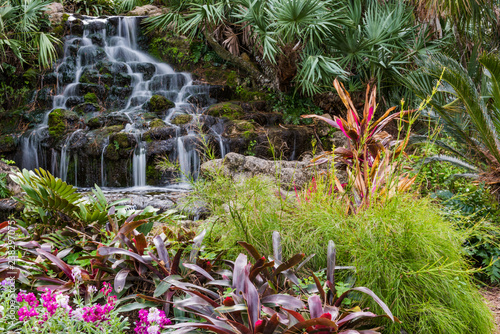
[195,174,495,334]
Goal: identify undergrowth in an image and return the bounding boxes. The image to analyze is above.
[195,173,495,334]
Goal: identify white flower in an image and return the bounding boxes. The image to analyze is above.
[147,307,161,323]
[55,293,71,312]
[0,305,4,315]
[72,307,84,321]
[87,285,97,295]
[71,267,82,281]
[147,325,160,334]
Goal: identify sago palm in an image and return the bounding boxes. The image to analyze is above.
[407,52,500,186]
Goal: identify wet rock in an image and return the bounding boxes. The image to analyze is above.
[58,62,76,84]
[0,135,16,154]
[147,139,176,157]
[114,72,132,87]
[77,83,106,100]
[130,62,155,81]
[149,118,166,128]
[186,93,209,106]
[48,109,81,141]
[244,112,282,126]
[146,95,175,115]
[66,17,84,37]
[86,113,129,129]
[206,102,243,120]
[74,102,99,115]
[66,96,85,108]
[171,114,193,125]
[176,198,210,220]
[88,33,105,47]
[200,152,332,190]
[209,85,234,101]
[143,126,177,141]
[35,87,54,109]
[42,72,58,85]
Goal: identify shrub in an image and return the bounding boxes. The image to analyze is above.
[196,174,495,334]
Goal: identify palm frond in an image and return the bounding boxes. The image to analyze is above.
[423,154,478,172]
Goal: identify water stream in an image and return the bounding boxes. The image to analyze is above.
[19,15,215,188]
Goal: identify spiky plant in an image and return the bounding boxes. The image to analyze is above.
[407,52,500,189]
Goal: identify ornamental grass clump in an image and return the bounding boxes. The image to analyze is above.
[197,176,494,333]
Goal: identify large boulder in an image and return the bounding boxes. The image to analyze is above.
[200,152,334,190]
[46,2,64,25]
[126,5,166,16]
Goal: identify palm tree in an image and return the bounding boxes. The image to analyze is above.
[0,0,60,70]
[144,0,438,98]
[407,52,500,187]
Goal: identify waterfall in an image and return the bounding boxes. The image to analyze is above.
[19,15,217,187]
[59,129,82,182]
[100,137,109,187]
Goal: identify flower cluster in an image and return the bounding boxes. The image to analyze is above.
[134,307,172,334]
[16,282,118,326]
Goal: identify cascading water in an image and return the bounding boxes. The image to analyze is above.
[19,15,217,187]
[59,129,82,182]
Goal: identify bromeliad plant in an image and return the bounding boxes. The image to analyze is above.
[303,79,417,212]
[164,234,398,334]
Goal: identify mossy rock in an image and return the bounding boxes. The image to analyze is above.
[110,132,132,149]
[147,95,175,115]
[0,135,16,153]
[226,71,238,87]
[207,102,243,120]
[150,118,166,128]
[74,102,99,115]
[171,114,193,125]
[84,92,98,104]
[234,120,255,131]
[143,112,157,120]
[48,109,79,140]
[104,125,125,133]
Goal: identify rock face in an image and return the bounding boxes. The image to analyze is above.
[126,5,166,16]
[200,152,332,190]
[46,2,64,25]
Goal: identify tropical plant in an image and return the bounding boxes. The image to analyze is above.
[407,52,500,189]
[165,234,398,334]
[0,0,60,70]
[144,0,437,97]
[10,168,126,230]
[0,279,130,333]
[302,79,416,212]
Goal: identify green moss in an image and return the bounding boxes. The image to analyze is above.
[52,25,64,37]
[84,92,98,104]
[233,86,268,102]
[150,118,166,128]
[111,132,130,149]
[234,120,255,131]
[48,109,78,140]
[242,130,256,140]
[171,114,193,125]
[226,71,238,87]
[104,125,125,133]
[62,13,70,23]
[143,112,157,120]
[148,95,175,115]
[86,117,101,128]
[0,135,16,153]
[146,164,161,184]
[207,102,243,120]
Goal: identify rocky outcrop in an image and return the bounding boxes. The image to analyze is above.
[200,152,334,190]
[46,2,64,25]
[126,5,166,16]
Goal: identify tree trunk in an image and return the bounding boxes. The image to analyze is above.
[202,29,272,89]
